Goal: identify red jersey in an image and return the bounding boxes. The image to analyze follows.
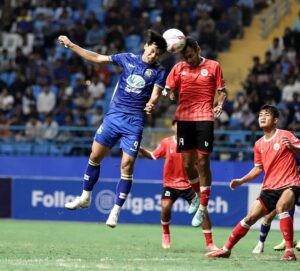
[165,58,225,121]
[152,136,190,190]
[254,129,300,190]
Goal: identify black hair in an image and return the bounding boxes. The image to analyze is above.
[182,37,199,52]
[172,120,177,125]
[145,29,167,53]
[259,104,280,119]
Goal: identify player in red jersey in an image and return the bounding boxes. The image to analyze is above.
[164,37,227,227]
[207,105,300,261]
[139,120,218,251]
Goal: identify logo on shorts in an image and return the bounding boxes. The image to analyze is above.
[201,69,208,76]
[273,143,280,151]
[179,138,184,146]
[205,141,209,147]
[164,191,171,197]
[97,125,103,134]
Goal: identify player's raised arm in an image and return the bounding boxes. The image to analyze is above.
[230,165,263,190]
[58,35,112,64]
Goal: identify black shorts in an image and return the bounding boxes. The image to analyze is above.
[176,121,214,153]
[258,186,300,213]
[161,186,195,204]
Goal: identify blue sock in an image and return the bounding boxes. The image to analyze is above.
[83,159,100,191]
[259,222,271,242]
[289,206,295,220]
[115,174,133,207]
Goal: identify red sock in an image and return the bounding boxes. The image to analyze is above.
[161,221,170,235]
[279,212,293,249]
[200,186,211,206]
[203,230,213,246]
[225,220,250,250]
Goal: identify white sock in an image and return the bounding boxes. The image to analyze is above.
[81,190,91,200]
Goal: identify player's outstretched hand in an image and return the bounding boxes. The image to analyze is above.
[144,102,155,114]
[58,35,73,48]
[282,136,293,149]
[213,105,223,118]
[229,179,243,190]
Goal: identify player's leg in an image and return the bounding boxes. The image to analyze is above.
[192,153,211,227]
[161,187,177,249]
[65,140,110,210]
[202,213,218,251]
[206,199,266,258]
[252,210,276,254]
[273,206,296,251]
[191,121,213,227]
[106,152,136,228]
[276,187,298,261]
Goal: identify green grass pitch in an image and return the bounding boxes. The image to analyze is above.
[0,220,299,271]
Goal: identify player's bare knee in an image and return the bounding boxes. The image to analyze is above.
[121,160,134,174]
[244,215,257,226]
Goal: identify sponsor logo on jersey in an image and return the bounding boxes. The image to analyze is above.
[97,125,103,134]
[126,74,145,94]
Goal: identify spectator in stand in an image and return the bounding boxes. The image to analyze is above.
[36,86,56,115]
[268,37,284,62]
[25,114,43,142]
[87,75,106,100]
[0,88,15,113]
[41,114,59,140]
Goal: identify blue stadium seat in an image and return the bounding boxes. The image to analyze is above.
[125,35,142,54]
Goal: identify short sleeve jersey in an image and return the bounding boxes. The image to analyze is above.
[109,53,166,118]
[254,129,300,190]
[165,58,225,121]
[152,136,191,190]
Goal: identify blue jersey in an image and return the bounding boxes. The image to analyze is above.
[109,53,166,118]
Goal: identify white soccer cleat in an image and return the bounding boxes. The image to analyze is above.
[188,194,200,214]
[296,240,300,251]
[252,241,264,254]
[192,206,206,227]
[106,207,120,228]
[206,243,219,252]
[65,196,91,210]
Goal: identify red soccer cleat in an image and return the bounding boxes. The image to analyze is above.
[162,234,171,249]
[281,250,297,261]
[206,248,231,258]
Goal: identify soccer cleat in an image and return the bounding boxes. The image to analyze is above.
[162,234,171,249]
[65,196,91,210]
[281,250,297,261]
[274,239,285,251]
[188,194,200,214]
[106,208,120,228]
[296,241,300,251]
[252,241,264,254]
[206,243,219,252]
[192,206,206,227]
[273,239,297,251]
[206,248,231,258]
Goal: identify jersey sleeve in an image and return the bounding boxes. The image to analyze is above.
[254,142,262,167]
[285,131,300,147]
[152,139,167,159]
[110,53,129,68]
[165,63,181,90]
[214,62,225,90]
[154,68,166,89]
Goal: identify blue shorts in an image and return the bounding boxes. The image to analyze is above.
[94,111,144,157]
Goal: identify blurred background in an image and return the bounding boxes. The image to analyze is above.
[0,0,300,228]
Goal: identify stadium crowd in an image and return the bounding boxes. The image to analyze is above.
[0,0,299,153]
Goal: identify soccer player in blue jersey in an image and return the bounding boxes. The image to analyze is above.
[58,30,167,228]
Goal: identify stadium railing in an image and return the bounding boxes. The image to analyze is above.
[0,125,274,160]
[260,0,290,38]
